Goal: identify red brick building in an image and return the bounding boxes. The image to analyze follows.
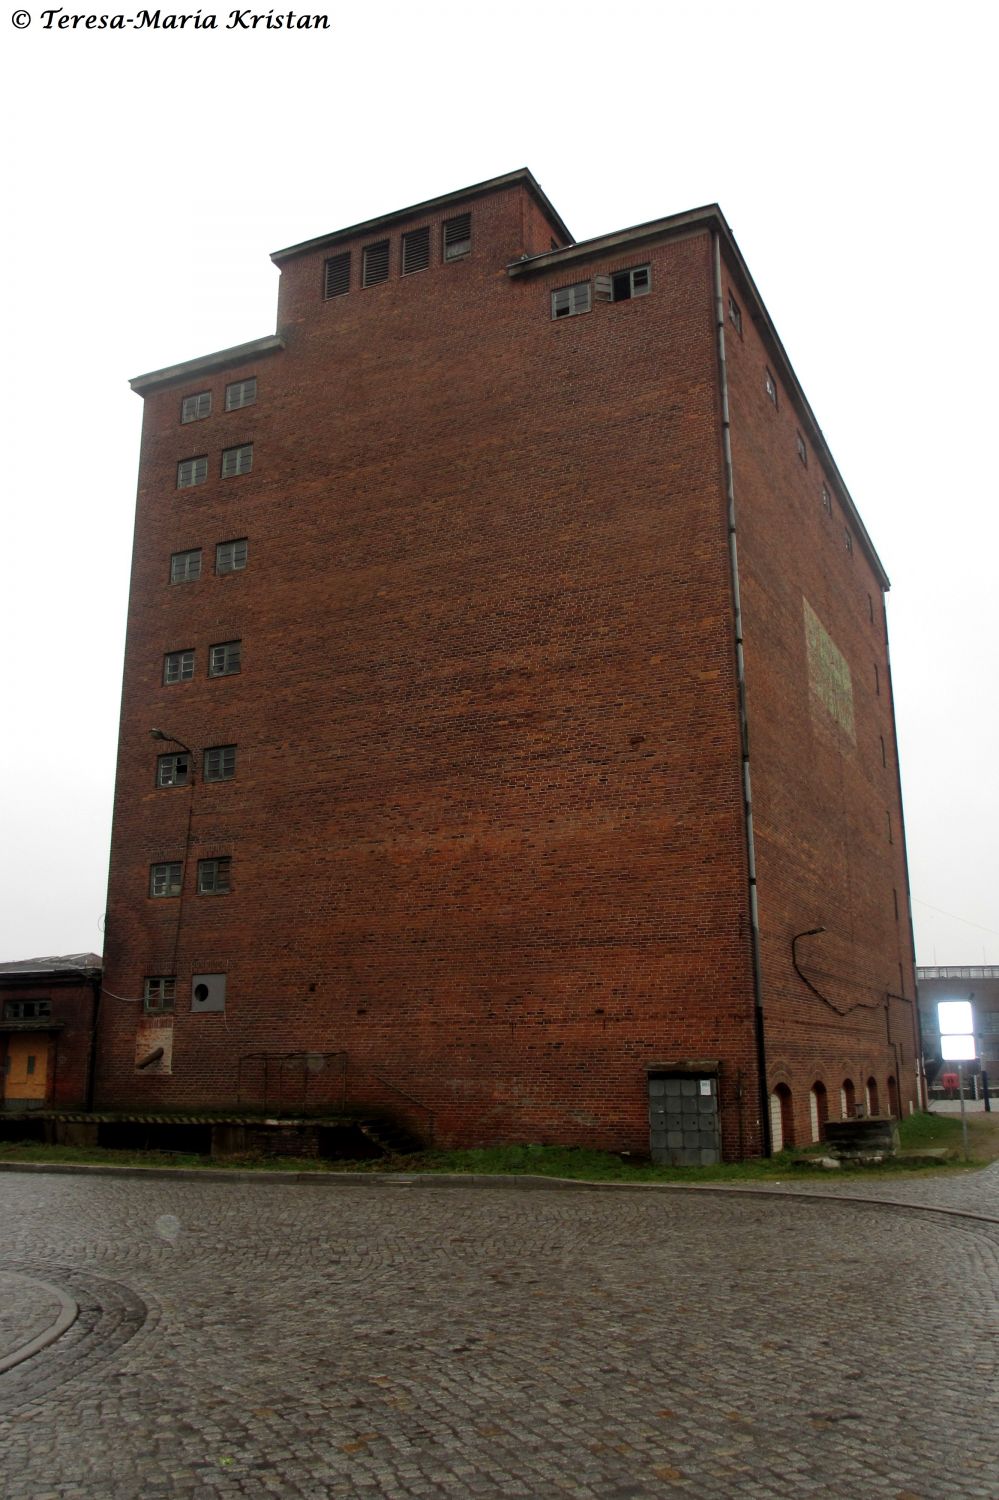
[1,954,102,1112]
[98,169,919,1158]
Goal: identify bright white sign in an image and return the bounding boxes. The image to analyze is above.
[941,1034,977,1061]
[938,1000,973,1033]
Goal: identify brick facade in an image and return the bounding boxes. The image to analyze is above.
[97,171,919,1156]
[0,955,101,1111]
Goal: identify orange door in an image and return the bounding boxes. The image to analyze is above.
[3,1034,48,1103]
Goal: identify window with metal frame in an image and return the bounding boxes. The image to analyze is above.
[204,745,237,781]
[362,240,390,286]
[764,369,778,406]
[216,538,248,574]
[177,456,208,488]
[149,862,182,898]
[170,549,202,584]
[402,226,430,275]
[551,283,591,319]
[821,484,832,515]
[143,976,176,1013]
[221,444,253,478]
[163,649,195,685]
[209,640,241,677]
[197,857,231,894]
[610,265,650,302]
[156,753,190,788]
[225,378,257,412]
[3,999,52,1020]
[324,251,351,298]
[844,527,854,555]
[443,214,471,261]
[796,432,808,466]
[181,392,212,423]
[728,293,743,336]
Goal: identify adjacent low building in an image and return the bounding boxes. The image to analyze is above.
[0,954,102,1112]
[917,965,999,1092]
[97,169,920,1159]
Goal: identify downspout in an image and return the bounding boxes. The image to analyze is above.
[85,971,102,1110]
[712,232,771,1156]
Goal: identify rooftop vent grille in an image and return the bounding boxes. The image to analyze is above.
[323,252,351,298]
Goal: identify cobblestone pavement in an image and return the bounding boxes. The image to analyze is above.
[1,1171,998,1499]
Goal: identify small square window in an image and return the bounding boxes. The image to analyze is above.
[225,378,257,412]
[443,213,471,261]
[402,227,431,275]
[156,753,190,788]
[181,392,211,423]
[551,283,591,319]
[728,293,742,335]
[611,266,651,302]
[221,444,253,478]
[362,240,390,286]
[3,999,52,1020]
[143,976,176,1014]
[204,745,237,781]
[177,456,208,489]
[149,862,182,898]
[765,370,778,406]
[209,640,241,677]
[821,484,832,515]
[216,538,248,574]
[170,549,202,584]
[796,432,808,466]
[323,251,351,298]
[197,857,231,895]
[163,649,195,685]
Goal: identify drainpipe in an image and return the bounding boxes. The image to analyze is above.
[85,971,102,1111]
[712,231,771,1156]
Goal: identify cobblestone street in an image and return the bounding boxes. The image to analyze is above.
[2,1168,998,1499]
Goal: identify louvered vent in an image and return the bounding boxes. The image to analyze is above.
[402,226,430,275]
[443,213,471,261]
[324,252,351,298]
[362,240,390,286]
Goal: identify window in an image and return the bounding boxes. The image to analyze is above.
[443,213,471,261]
[886,810,893,844]
[880,734,887,767]
[796,432,808,466]
[198,857,231,894]
[216,538,248,574]
[225,378,257,412]
[163,649,195,684]
[844,527,853,554]
[181,391,211,423]
[156,752,190,788]
[551,283,591,319]
[221,444,253,478]
[143,976,176,1014]
[728,293,742,335]
[204,744,237,781]
[177,456,208,489]
[362,239,390,286]
[3,999,51,1020]
[149,862,182,898]
[324,251,351,298]
[402,227,430,275]
[209,640,241,677]
[821,484,832,515]
[764,369,778,406]
[170,549,202,584]
[874,661,880,695]
[611,266,651,302]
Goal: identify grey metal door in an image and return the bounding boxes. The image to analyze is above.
[648,1074,721,1165]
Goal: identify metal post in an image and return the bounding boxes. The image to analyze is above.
[958,1061,969,1161]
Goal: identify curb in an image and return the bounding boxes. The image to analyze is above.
[1,1158,997,1225]
[0,1275,78,1375]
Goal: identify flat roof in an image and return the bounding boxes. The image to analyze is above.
[270,167,573,265]
[130,335,284,396]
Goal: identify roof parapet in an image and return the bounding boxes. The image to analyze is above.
[130,335,284,396]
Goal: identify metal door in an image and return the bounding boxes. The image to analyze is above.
[3,1034,48,1107]
[648,1074,720,1165]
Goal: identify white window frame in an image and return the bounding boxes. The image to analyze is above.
[177,456,208,489]
[170,549,202,584]
[181,391,211,423]
[149,862,182,898]
[209,640,241,677]
[216,538,248,574]
[163,649,195,685]
[156,753,190,788]
[197,857,231,895]
[551,283,591,320]
[225,378,257,412]
[204,745,237,782]
[221,444,253,479]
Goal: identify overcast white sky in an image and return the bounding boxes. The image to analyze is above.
[1,0,995,967]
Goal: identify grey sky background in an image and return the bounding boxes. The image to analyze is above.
[1,0,995,966]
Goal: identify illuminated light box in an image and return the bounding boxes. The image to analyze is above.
[938,1000,973,1033]
[941,1034,977,1061]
